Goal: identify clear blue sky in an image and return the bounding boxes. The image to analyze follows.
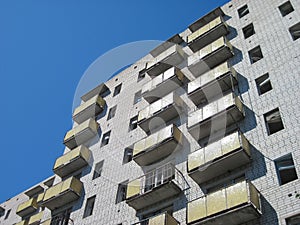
[0,0,229,203]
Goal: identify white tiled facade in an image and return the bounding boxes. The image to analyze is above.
[1,0,300,224]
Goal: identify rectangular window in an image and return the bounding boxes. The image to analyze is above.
[264,108,284,135]
[129,116,138,131]
[238,5,249,18]
[275,154,298,185]
[83,196,96,218]
[134,90,142,104]
[107,105,117,120]
[286,214,300,225]
[248,46,263,64]
[289,22,300,41]
[123,147,133,164]
[101,131,111,146]
[255,73,272,95]
[113,84,122,97]
[93,160,104,180]
[4,209,10,220]
[115,180,128,204]
[279,1,294,17]
[242,23,255,39]
[138,70,146,81]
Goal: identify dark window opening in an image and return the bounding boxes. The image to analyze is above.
[275,154,298,185]
[289,22,300,41]
[242,23,255,39]
[134,90,142,104]
[249,46,263,64]
[115,180,128,204]
[113,84,122,97]
[264,108,284,135]
[238,5,249,18]
[101,131,111,146]
[279,1,294,17]
[129,116,138,131]
[138,70,146,81]
[107,105,117,120]
[83,196,96,218]
[255,73,272,95]
[4,209,10,220]
[286,214,300,225]
[123,148,133,164]
[93,160,104,180]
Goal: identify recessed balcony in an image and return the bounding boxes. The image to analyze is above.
[53,145,91,177]
[72,95,106,124]
[188,131,251,184]
[16,198,38,218]
[41,177,83,211]
[133,124,182,166]
[63,118,99,149]
[188,37,233,77]
[188,62,237,106]
[138,93,183,133]
[28,211,44,225]
[187,93,244,141]
[188,16,229,52]
[126,163,185,211]
[147,44,185,77]
[132,212,179,225]
[187,180,261,225]
[142,67,186,103]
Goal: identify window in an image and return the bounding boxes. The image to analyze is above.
[107,106,117,120]
[134,90,142,104]
[83,196,96,218]
[4,209,10,220]
[279,1,294,17]
[248,46,263,64]
[113,84,122,97]
[289,22,300,41]
[101,131,111,146]
[264,108,284,135]
[129,116,138,131]
[242,23,255,39]
[255,73,272,95]
[238,5,249,18]
[92,161,104,180]
[275,154,298,185]
[286,214,300,225]
[115,180,128,204]
[123,148,133,164]
[138,70,146,81]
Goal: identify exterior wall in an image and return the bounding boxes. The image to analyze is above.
[1,0,300,224]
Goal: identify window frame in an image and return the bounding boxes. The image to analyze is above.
[107,105,117,121]
[264,108,284,135]
[248,46,264,64]
[113,83,122,97]
[101,131,111,146]
[242,23,255,39]
[278,1,294,17]
[275,153,298,186]
[238,4,249,18]
[92,160,104,180]
[289,22,300,41]
[255,73,272,95]
[83,195,96,218]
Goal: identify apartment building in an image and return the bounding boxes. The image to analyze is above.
[1,0,300,224]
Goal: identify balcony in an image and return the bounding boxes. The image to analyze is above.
[138,93,183,133]
[63,118,99,149]
[73,95,106,124]
[133,124,183,166]
[132,212,179,225]
[188,62,237,106]
[142,67,186,103]
[36,192,44,206]
[28,211,44,225]
[188,131,251,184]
[187,93,244,141]
[41,177,83,210]
[16,198,38,217]
[81,83,108,102]
[188,37,233,77]
[188,16,229,52]
[53,145,91,177]
[146,44,185,77]
[187,180,261,225]
[126,163,185,210]
[15,220,28,225]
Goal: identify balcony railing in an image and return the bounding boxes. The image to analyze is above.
[53,145,91,177]
[187,92,244,141]
[126,163,186,210]
[146,44,185,77]
[187,180,261,225]
[63,118,99,149]
[188,62,237,106]
[133,124,182,166]
[132,212,179,225]
[28,211,44,225]
[72,95,106,124]
[142,67,186,103]
[138,93,184,133]
[188,37,233,77]
[188,16,229,52]
[188,131,251,184]
[41,177,83,211]
[16,198,38,217]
